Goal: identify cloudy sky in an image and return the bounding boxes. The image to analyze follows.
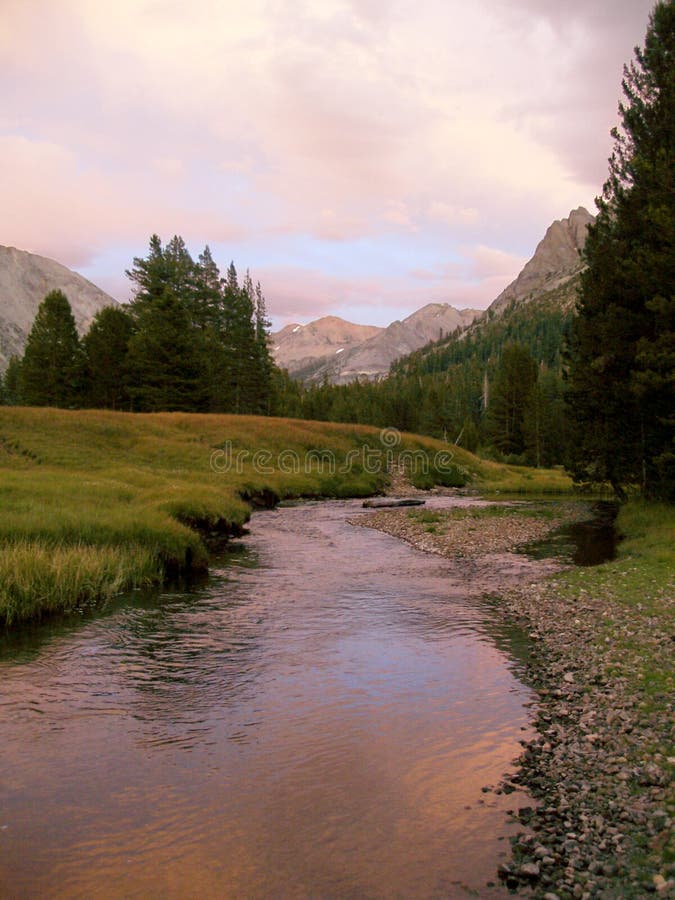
[1,0,655,327]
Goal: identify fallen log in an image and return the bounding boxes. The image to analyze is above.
[362,498,426,508]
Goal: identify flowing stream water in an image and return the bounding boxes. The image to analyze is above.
[0,497,564,899]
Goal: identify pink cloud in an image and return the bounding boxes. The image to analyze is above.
[262,256,518,331]
[409,244,526,289]
[0,0,656,320]
[0,135,246,268]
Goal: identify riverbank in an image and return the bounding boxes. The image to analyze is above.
[0,409,390,624]
[355,498,674,898]
[350,500,587,560]
[0,407,574,626]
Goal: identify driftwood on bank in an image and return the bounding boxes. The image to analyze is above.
[362,498,425,508]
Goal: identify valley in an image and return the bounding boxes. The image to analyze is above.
[1,2,673,898]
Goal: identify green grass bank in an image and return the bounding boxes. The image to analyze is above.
[0,407,572,625]
[557,499,674,701]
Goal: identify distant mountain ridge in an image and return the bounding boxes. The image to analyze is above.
[0,206,594,381]
[272,316,383,382]
[272,303,480,384]
[272,207,594,384]
[0,245,116,371]
[390,207,595,380]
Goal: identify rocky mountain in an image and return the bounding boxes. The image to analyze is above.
[391,207,596,379]
[488,206,594,316]
[273,208,594,385]
[0,245,117,371]
[272,303,480,384]
[272,316,382,381]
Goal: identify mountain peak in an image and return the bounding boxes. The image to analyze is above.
[271,316,382,375]
[272,303,481,383]
[488,207,595,315]
[0,245,117,370]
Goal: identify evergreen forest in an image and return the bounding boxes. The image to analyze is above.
[1,1,672,498]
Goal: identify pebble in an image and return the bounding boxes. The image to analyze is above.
[357,493,674,899]
[520,862,541,879]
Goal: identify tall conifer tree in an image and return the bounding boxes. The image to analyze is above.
[566,2,674,497]
[21,290,83,407]
[484,343,538,456]
[83,306,134,409]
[125,288,205,412]
[1,356,23,405]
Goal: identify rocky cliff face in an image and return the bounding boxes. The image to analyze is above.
[272,303,480,383]
[488,207,594,315]
[0,245,117,371]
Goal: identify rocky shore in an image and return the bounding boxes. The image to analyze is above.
[350,501,582,560]
[352,499,674,898]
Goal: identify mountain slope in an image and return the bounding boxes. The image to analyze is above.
[272,316,382,381]
[488,206,593,316]
[330,303,479,384]
[0,245,117,371]
[273,303,480,384]
[398,206,595,373]
[395,277,580,383]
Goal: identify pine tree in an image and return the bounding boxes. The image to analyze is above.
[254,280,275,414]
[1,356,22,405]
[523,368,570,467]
[194,246,223,330]
[193,246,230,411]
[126,234,197,313]
[566,2,674,498]
[126,288,205,412]
[126,235,212,411]
[164,235,197,304]
[484,343,538,457]
[222,265,258,413]
[125,234,169,308]
[21,290,83,407]
[83,306,134,409]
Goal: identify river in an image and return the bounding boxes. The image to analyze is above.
[0,497,552,898]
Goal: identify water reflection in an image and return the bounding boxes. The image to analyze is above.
[0,499,540,899]
[523,500,619,567]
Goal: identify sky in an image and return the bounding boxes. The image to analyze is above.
[0,0,656,328]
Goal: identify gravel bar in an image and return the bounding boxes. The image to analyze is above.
[352,499,674,898]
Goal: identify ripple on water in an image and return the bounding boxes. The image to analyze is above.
[1,498,533,899]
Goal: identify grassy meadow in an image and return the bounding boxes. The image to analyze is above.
[0,407,577,625]
[557,500,675,700]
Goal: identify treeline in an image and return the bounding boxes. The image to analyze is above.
[396,282,575,378]
[1,6,669,498]
[273,294,574,467]
[1,236,277,415]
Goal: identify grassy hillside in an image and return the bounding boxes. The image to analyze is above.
[0,408,574,624]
